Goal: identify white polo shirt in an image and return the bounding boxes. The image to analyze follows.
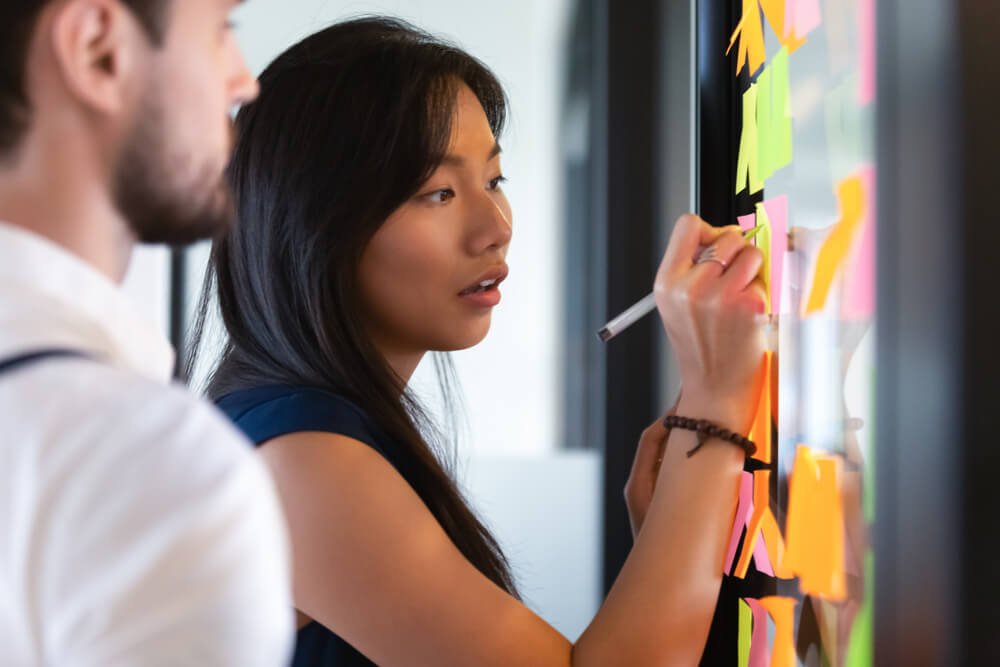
[0,223,294,666]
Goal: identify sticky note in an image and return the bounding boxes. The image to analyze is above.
[815,599,840,667]
[845,554,874,667]
[736,83,763,196]
[858,0,876,104]
[748,352,772,463]
[738,213,757,233]
[783,445,847,601]
[790,0,821,38]
[754,204,773,312]
[727,0,767,77]
[842,166,876,320]
[757,47,793,182]
[761,196,788,314]
[761,0,808,51]
[758,505,792,578]
[734,469,787,578]
[733,470,769,578]
[725,471,755,574]
[739,599,752,667]
[804,175,865,315]
[758,597,798,667]
[752,531,775,576]
[745,599,771,667]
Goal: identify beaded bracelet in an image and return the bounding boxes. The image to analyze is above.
[662,415,757,458]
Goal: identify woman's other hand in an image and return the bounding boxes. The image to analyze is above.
[624,394,680,539]
[653,214,768,433]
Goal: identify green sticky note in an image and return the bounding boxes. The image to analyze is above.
[845,554,874,666]
[738,598,752,667]
[736,83,762,195]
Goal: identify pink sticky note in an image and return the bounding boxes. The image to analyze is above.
[745,599,771,667]
[793,0,821,37]
[753,533,775,576]
[738,213,757,234]
[725,471,755,574]
[761,196,788,314]
[842,166,876,319]
[858,0,876,104]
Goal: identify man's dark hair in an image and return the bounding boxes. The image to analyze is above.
[0,0,169,158]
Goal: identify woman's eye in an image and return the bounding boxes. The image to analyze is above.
[425,188,455,203]
[488,175,508,191]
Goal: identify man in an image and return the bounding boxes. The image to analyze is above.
[0,1,293,665]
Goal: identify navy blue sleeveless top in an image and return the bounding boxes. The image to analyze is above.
[217,385,404,667]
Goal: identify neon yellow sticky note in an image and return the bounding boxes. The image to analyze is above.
[845,553,874,666]
[754,202,773,313]
[758,597,798,667]
[771,46,793,170]
[757,48,793,184]
[783,445,847,601]
[738,599,752,667]
[804,176,865,314]
[756,63,775,183]
[727,0,767,77]
[736,83,762,196]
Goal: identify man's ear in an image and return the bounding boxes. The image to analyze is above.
[48,0,145,116]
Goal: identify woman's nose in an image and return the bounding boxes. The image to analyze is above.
[468,192,513,254]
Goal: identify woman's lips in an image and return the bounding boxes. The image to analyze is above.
[459,285,502,307]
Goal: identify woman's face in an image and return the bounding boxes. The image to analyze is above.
[358,84,513,362]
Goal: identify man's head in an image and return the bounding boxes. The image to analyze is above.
[0,0,258,245]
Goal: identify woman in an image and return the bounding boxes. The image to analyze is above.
[191,17,767,666]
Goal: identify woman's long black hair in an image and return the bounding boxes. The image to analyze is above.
[186,16,518,596]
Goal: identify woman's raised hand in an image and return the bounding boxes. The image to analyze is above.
[653,214,768,433]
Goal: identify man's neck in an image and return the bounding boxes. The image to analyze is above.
[0,151,135,284]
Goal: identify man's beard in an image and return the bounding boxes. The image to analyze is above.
[111,91,236,246]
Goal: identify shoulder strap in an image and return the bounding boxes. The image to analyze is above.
[0,349,90,377]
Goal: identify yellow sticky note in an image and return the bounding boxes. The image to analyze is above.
[756,64,775,183]
[754,203,773,312]
[757,47,793,183]
[727,0,767,77]
[783,445,847,601]
[758,597,798,667]
[804,176,865,314]
[738,599,752,667]
[736,83,763,196]
[771,47,793,170]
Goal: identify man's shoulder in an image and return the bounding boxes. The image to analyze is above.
[1,359,257,481]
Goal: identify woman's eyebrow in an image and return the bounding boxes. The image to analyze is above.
[440,142,503,167]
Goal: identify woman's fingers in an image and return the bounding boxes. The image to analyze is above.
[689,228,751,280]
[659,215,729,277]
[720,243,764,290]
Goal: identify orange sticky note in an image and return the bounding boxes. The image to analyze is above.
[748,351,772,464]
[804,176,865,314]
[758,597,798,667]
[734,469,792,579]
[783,445,847,601]
[760,0,808,52]
[736,83,763,196]
[727,0,767,77]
